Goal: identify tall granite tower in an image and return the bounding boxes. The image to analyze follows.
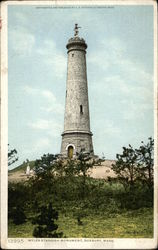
[61,24,94,158]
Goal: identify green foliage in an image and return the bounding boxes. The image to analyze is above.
[32,202,63,238]
[8,144,18,166]
[112,144,138,189]
[31,154,59,197]
[8,182,31,221]
[115,183,153,210]
[9,176,153,238]
[8,139,154,238]
[136,137,154,188]
[112,138,154,189]
[9,160,35,173]
[11,205,26,225]
[8,207,153,238]
[64,159,77,177]
[75,151,97,198]
[34,154,57,177]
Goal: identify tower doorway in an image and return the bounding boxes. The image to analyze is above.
[68,146,73,158]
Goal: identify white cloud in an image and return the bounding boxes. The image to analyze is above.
[23,137,52,156]
[121,99,153,121]
[36,39,67,78]
[36,40,56,55]
[24,85,56,101]
[88,38,127,71]
[89,37,153,123]
[102,120,121,136]
[28,119,63,138]
[28,119,50,130]
[23,85,39,95]
[102,73,153,101]
[23,85,64,115]
[14,12,28,25]
[101,38,127,59]
[9,27,35,56]
[88,51,109,71]
[40,105,64,115]
[88,37,153,88]
[33,138,51,150]
[42,90,56,101]
[9,24,66,77]
[103,75,129,95]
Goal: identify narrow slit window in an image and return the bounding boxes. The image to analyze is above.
[72,53,74,57]
[80,105,83,114]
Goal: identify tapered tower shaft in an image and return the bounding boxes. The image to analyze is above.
[61,25,93,158]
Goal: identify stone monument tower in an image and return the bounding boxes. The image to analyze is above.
[61,24,94,158]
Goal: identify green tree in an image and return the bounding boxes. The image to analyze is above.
[136,137,154,188]
[32,202,63,238]
[112,145,138,189]
[12,205,26,225]
[64,158,77,177]
[8,182,30,221]
[8,144,18,166]
[34,154,57,177]
[75,150,96,198]
[33,154,58,192]
[29,154,57,206]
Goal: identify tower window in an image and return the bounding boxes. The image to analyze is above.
[72,53,74,57]
[80,105,83,114]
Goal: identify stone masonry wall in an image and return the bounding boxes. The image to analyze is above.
[61,37,94,157]
[61,132,93,157]
[64,49,90,132]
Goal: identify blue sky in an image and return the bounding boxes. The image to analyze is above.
[8,4,154,169]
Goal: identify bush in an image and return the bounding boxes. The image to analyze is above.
[32,202,63,238]
[11,205,26,225]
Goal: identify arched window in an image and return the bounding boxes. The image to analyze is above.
[68,146,73,158]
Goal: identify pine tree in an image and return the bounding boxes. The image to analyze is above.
[112,144,138,189]
[8,144,18,166]
[136,137,154,188]
[32,202,63,238]
[12,205,26,225]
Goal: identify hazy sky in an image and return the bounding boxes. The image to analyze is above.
[8,4,154,169]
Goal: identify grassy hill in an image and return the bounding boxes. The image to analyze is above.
[8,159,116,183]
[8,157,153,238]
[9,161,35,173]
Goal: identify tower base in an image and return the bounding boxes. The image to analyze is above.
[61,131,94,158]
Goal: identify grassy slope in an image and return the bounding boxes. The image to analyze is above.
[8,164,153,238]
[8,159,115,174]
[8,207,153,238]
[9,161,35,173]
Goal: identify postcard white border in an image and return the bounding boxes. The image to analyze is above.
[1,0,157,249]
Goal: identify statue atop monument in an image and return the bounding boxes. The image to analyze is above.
[74,23,81,37]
